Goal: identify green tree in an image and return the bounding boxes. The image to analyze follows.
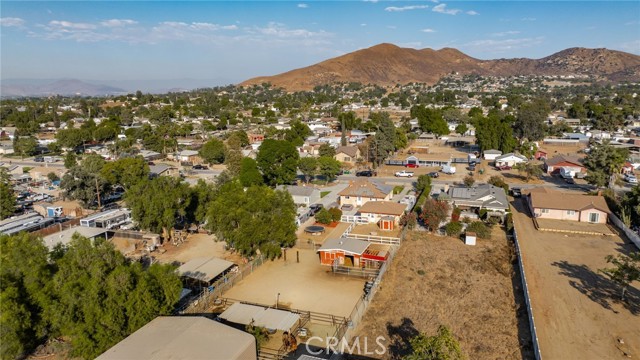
[369,112,397,166]
[584,142,629,188]
[487,175,509,193]
[298,157,318,183]
[100,156,149,189]
[256,139,300,185]
[514,162,543,182]
[513,98,550,141]
[227,130,250,150]
[455,123,468,136]
[405,325,464,360]
[238,157,264,187]
[125,177,192,240]
[328,207,342,222]
[284,120,312,147]
[206,181,297,259]
[317,156,341,183]
[200,138,227,164]
[14,136,38,158]
[415,174,432,193]
[394,128,408,150]
[318,143,336,158]
[315,208,333,225]
[467,221,490,239]
[463,175,475,187]
[189,179,216,224]
[444,222,463,237]
[60,155,109,207]
[64,152,77,169]
[0,169,16,219]
[0,233,52,359]
[47,235,181,359]
[599,252,640,301]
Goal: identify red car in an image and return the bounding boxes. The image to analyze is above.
[496,165,512,171]
[405,163,420,168]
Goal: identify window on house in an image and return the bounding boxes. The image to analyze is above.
[567,210,575,216]
[345,196,350,199]
[541,209,549,214]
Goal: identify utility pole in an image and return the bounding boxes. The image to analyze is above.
[95,177,102,209]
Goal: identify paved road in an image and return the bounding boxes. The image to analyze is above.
[0,157,65,169]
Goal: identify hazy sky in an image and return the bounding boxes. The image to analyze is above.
[1,1,639,83]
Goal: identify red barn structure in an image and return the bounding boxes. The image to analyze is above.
[317,238,390,269]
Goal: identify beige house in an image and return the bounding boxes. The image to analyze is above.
[358,201,406,224]
[335,146,361,165]
[339,180,393,207]
[526,188,610,224]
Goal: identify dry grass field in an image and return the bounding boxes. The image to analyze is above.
[352,228,534,360]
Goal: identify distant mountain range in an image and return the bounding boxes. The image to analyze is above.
[0,78,237,97]
[241,44,640,91]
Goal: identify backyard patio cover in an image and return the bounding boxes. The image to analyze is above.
[219,302,301,331]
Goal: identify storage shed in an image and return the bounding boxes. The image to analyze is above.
[464,232,477,246]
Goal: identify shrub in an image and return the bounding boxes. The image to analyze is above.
[479,208,488,219]
[328,207,342,222]
[444,221,463,237]
[315,208,333,225]
[400,212,418,229]
[505,213,514,233]
[451,207,462,222]
[463,175,475,187]
[487,175,509,193]
[467,221,491,239]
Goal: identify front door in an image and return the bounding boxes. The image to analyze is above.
[357,196,362,206]
[589,212,599,223]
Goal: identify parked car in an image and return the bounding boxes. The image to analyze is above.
[496,165,512,171]
[34,157,44,162]
[309,203,324,215]
[428,171,439,178]
[341,204,354,211]
[395,170,414,178]
[356,170,376,177]
[510,188,522,198]
[624,174,638,184]
[405,163,420,168]
[192,164,208,170]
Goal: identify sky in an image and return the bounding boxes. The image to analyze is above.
[1,1,639,85]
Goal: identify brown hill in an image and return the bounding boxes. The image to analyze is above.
[240,43,640,91]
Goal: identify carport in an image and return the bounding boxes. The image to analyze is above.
[219,302,301,332]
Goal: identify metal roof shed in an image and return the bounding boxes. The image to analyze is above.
[96,316,256,360]
[178,257,235,286]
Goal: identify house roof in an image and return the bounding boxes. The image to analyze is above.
[529,190,611,214]
[447,184,509,210]
[358,201,406,216]
[95,316,255,360]
[317,237,371,255]
[149,164,172,175]
[42,226,109,251]
[178,257,235,283]
[495,153,527,162]
[545,154,584,167]
[276,185,318,197]
[178,150,199,157]
[484,149,502,155]
[339,180,392,199]
[335,146,359,158]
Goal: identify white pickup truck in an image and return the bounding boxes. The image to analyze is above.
[394,170,414,178]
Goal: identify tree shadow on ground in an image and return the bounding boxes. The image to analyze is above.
[551,260,640,316]
[385,317,420,359]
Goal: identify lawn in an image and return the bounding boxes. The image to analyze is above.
[320,191,330,198]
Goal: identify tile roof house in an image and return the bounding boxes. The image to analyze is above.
[439,184,509,215]
[335,146,361,165]
[339,180,393,207]
[544,155,586,174]
[525,187,610,223]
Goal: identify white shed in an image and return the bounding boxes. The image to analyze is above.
[464,232,477,246]
[483,149,502,161]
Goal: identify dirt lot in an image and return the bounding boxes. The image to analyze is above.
[152,233,243,265]
[352,229,533,360]
[511,199,640,359]
[223,247,365,317]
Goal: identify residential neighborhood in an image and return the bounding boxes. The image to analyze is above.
[1,46,640,360]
